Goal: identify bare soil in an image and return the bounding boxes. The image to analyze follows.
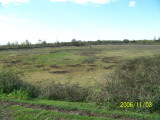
[50,65,61,69]
[67,64,82,67]
[50,71,69,74]
[35,65,45,68]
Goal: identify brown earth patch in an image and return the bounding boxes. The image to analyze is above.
[104,65,117,69]
[50,65,61,69]
[11,60,21,64]
[50,71,69,74]
[5,64,12,67]
[63,59,71,60]
[67,64,82,67]
[89,65,97,67]
[43,68,51,71]
[35,65,45,68]
[87,68,95,71]
[23,62,31,65]
[50,51,59,53]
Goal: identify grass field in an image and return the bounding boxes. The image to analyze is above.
[0,45,160,120]
[0,45,160,87]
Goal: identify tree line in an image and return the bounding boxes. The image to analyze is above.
[1,38,160,50]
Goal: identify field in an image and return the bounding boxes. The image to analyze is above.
[1,45,160,87]
[0,45,160,120]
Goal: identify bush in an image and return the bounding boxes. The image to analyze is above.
[0,68,40,98]
[42,81,90,102]
[102,55,160,112]
[0,68,23,94]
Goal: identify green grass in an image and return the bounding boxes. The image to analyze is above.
[9,105,109,120]
[0,95,160,120]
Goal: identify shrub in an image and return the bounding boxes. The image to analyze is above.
[0,68,40,98]
[42,81,90,102]
[0,68,23,94]
[102,55,160,112]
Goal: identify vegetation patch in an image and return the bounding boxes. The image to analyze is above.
[104,65,116,69]
[80,49,102,56]
[101,57,118,63]
[82,56,97,64]
[0,104,13,120]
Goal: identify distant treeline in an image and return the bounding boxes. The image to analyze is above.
[1,38,160,50]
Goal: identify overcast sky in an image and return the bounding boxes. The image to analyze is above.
[0,0,160,45]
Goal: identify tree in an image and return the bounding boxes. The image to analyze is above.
[123,39,129,43]
[71,39,77,46]
[7,42,11,47]
[42,41,47,46]
[25,40,31,48]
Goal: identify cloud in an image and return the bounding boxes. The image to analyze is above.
[0,15,11,22]
[0,14,29,22]
[0,0,29,5]
[50,0,113,4]
[129,1,136,7]
[51,0,67,2]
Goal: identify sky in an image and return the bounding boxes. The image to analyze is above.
[0,0,160,45]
